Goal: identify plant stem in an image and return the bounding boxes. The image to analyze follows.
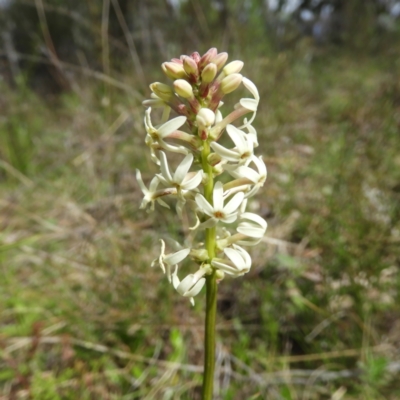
[202,270,217,399]
[201,140,217,399]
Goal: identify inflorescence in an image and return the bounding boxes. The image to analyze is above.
[137,48,267,305]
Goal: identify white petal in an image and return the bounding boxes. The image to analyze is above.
[213,181,224,210]
[157,116,187,137]
[240,212,268,230]
[210,142,240,162]
[176,274,197,296]
[183,278,205,297]
[159,152,173,183]
[226,125,246,151]
[227,166,259,183]
[172,266,180,289]
[223,192,245,215]
[221,213,238,224]
[242,77,259,100]
[224,247,244,269]
[136,170,148,194]
[237,224,265,238]
[195,194,215,217]
[211,258,240,275]
[232,244,252,268]
[253,155,267,176]
[239,98,258,112]
[174,153,193,184]
[164,248,190,266]
[182,170,203,191]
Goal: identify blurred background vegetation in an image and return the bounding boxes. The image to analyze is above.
[1,0,400,399]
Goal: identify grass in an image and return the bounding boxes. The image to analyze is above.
[1,45,400,399]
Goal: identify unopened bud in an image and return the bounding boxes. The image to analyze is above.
[211,52,228,71]
[173,79,194,98]
[190,249,209,262]
[183,56,199,77]
[190,52,201,64]
[215,270,225,281]
[197,108,215,127]
[201,63,217,84]
[207,152,222,166]
[223,60,244,76]
[162,62,188,80]
[220,73,242,94]
[199,47,218,70]
[150,82,174,101]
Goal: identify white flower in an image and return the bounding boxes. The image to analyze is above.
[224,155,267,198]
[237,77,259,128]
[144,108,189,163]
[211,244,252,276]
[151,239,190,282]
[136,170,176,211]
[236,212,267,245]
[194,181,244,229]
[157,152,203,195]
[210,125,254,165]
[172,265,210,306]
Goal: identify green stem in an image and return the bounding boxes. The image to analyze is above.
[202,271,217,399]
[201,140,217,400]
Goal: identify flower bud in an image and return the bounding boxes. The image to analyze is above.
[150,82,174,101]
[223,60,244,76]
[174,79,194,99]
[162,62,188,80]
[211,52,228,71]
[201,63,217,84]
[207,152,222,166]
[197,108,215,127]
[199,47,218,71]
[190,249,209,262]
[190,52,201,64]
[183,56,199,77]
[215,270,225,281]
[220,73,243,94]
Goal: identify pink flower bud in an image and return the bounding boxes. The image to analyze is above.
[201,63,217,84]
[174,79,194,99]
[182,56,199,77]
[220,73,243,94]
[211,52,228,71]
[171,58,183,64]
[162,62,188,80]
[198,48,218,71]
[190,52,201,64]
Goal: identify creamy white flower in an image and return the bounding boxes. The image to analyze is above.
[136,170,175,211]
[157,152,203,195]
[194,181,244,229]
[211,244,251,276]
[236,212,267,245]
[151,239,190,282]
[172,265,210,305]
[224,155,266,198]
[144,108,189,163]
[210,125,254,165]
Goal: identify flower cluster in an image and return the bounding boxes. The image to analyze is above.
[137,48,267,305]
